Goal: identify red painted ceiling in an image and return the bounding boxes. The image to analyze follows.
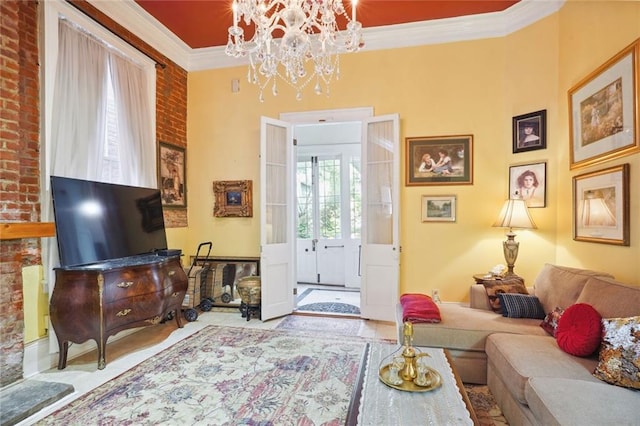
[134,1,520,49]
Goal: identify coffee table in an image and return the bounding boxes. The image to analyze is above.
[346,342,478,425]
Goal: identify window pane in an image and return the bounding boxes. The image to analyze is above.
[102,76,120,182]
[349,157,361,238]
[296,159,313,239]
[318,158,341,239]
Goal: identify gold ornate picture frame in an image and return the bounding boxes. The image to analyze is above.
[572,164,629,246]
[213,180,253,217]
[568,38,639,170]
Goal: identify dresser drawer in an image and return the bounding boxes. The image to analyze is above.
[102,268,161,302]
[104,292,165,330]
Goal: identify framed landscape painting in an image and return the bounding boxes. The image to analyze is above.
[421,195,457,222]
[569,39,639,169]
[406,135,473,186]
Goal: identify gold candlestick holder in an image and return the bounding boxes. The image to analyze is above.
[378,321,442,392]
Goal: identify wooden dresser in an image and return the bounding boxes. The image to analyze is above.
[50,254,187,370]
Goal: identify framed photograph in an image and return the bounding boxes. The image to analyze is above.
[405,135,473,186]
[513,110,547,153]
[573,163,629,246]
[213,180,253,217]
[569,39,639,170]
[508,161,547,208]
[421,195,456,222]
[158,142,186,208]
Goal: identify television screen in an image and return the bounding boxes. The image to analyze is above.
[51,176,168,267]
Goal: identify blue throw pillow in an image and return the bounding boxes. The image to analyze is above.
[496,293,546,319]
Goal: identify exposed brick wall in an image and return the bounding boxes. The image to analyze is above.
[0,0,189,387]
[0,0,40,387]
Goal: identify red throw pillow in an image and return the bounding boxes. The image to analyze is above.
[555,303,602,357]
[400,293,441,323]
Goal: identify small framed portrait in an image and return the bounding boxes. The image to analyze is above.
[213,180,253,217]
[421,195,457,222]
[512,110,547,153]
[158,142,186,208]
[569,39,639,169]
[509,161,547,208]
[406,135,473,186]
[573,164,629,246]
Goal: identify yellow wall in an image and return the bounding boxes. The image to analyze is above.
[554,0,640,284]
[181,1,639,304]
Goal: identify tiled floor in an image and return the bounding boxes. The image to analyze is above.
[18,309,395,425]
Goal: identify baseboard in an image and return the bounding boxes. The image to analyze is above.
[23,328,142,378]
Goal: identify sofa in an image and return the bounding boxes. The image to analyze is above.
[396,264,640,425]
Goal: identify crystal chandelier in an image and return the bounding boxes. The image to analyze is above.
[225,0,364,101]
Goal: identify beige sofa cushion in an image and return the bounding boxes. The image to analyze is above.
[485,333,599,404]
[399,303,546,352]
[533,264,613,314]
[576,276,640,318]
[525,377,640,426]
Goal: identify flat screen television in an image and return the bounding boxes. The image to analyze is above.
[51,176,168,267]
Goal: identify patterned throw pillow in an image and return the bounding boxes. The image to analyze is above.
[496,293,546,319]
[555,303,602,357]
[540,307,565,336]
[481,276,528,314]
[593,316,640,389]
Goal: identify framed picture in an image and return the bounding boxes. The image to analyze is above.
[573,163,629,246]
[512,110,547,153]
[421,195,456,222]
[569,39,639,170]
[508,161,547,208]
[158,142,186,208]
[405,135,473,186]
[213,180,253,217]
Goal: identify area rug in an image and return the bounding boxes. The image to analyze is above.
[297,302,361,315]
[276,314,364,336]
[464,384,509,426]
[37,326,366,425]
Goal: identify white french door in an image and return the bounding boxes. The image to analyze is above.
[296,154,351,286]
[260,117,295,321]
[359,114,400,321]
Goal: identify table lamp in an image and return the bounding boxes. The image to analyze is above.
[492,199,536,276]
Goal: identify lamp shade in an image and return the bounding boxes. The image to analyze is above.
[493,199,537,230]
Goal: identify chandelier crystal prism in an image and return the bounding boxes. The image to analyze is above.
[225,0,364,101]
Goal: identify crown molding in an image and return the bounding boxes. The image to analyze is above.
[87,0,564,72]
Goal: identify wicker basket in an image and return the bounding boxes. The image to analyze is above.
[237,276,261,305]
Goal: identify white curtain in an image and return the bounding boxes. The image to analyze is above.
[44,20,156,352]
[109,54,156,187]
[50,20,109,180]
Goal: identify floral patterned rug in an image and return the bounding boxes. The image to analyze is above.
[464,384,509,426]
[37,326,366,425]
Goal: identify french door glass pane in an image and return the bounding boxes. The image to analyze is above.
[366,121,393,244]
[296,159,313,239]
[350,157,361,239]
[318,158,341,239]
[266,124,287,244]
